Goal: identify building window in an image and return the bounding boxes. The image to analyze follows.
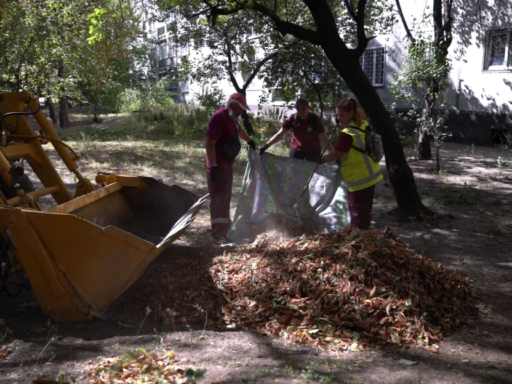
[359,47,385,86]
[158,42,167,60]
[485,30,512,70]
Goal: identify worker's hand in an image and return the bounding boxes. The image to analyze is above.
[317,156,326,165]
[259,144,269,155]
[210,166,221,184]
[247,140,256,151]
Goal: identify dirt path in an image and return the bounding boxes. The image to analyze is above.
[1,142,512,384]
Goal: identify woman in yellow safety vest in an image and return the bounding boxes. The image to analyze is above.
[317,98,383,229]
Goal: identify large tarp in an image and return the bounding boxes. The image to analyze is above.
[229,151,349,244]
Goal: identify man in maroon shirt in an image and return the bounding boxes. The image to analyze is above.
[206,93,256,246]
[259,98,333,161]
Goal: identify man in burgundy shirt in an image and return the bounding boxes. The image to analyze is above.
[206,93,256,246]
[259,98,333,161]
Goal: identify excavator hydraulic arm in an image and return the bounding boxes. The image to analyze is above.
[0,92,208,322]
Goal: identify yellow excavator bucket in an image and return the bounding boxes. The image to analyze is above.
[0,92,208,323]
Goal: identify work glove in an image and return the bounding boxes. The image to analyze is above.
[317,156,326,165]
[247,140,256,151]
[210,166,221,184]
[259,144,269,155]
[336,158,341,166]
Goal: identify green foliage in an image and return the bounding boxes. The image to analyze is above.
[391,38,451,105]
[259,42,348,114]
[118,80,177,113]
[0,0,153,122]
[406,108,451,143]
[391,37,452,165]
[87,8,108,43]
[194,86,225,116]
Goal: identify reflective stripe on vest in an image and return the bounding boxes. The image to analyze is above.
[341,125,382,191]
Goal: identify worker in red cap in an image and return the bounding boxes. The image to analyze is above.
[206,93,257,246]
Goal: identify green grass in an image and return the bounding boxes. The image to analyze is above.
[53,115,292,192]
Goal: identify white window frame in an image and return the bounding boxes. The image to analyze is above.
[485,30,512,71]
[157,41,167,60]
[359,47,385,87]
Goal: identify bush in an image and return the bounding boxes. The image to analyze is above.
[126,103,211,139]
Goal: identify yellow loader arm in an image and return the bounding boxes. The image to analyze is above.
[0,93,208,322]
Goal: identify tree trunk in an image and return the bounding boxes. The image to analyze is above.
[237,89,254,135]
[320,40,429,219]
[92,105,100,123]
[417,128,433,160]
[240,110,254,136]
[59,96,70,129]
[435,138,440,173]
[47,98,57,124]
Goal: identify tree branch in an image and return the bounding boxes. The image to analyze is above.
[242,51,278,92]
[343,0,356,19]
[225,40,241,93]
[301,69,324,118]
[395,0,415,43]
[353,0,371,57]
[250,3,321,44]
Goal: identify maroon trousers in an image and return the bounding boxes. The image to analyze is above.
[207,167,234,237]
[347,185,375,230]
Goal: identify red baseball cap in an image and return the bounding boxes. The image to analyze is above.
[228,93,251,111]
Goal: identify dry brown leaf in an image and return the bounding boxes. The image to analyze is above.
[0,347,9,358]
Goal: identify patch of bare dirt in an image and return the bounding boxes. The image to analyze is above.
[2,142,512,384]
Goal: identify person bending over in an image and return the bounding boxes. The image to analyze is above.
[259,98,333,162]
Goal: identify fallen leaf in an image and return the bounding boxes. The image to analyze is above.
[399,359,418,366]
[0,347,9,358]
[427,346,439,354]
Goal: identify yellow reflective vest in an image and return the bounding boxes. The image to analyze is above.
[340,120,383,192]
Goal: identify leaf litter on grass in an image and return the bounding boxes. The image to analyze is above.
[137,226,479,352]
[87,349,206,384]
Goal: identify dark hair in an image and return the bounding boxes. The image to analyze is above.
[336,98,367,127]
[295,98,309,109]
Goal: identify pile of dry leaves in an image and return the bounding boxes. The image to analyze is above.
[210,227,479,351]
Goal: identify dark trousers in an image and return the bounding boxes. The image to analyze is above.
[347,185,375,230]
[207,167,233,237]
[289,148,321,163]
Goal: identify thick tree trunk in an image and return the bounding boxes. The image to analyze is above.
[59,96,70,129]
[320,40,428,219]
